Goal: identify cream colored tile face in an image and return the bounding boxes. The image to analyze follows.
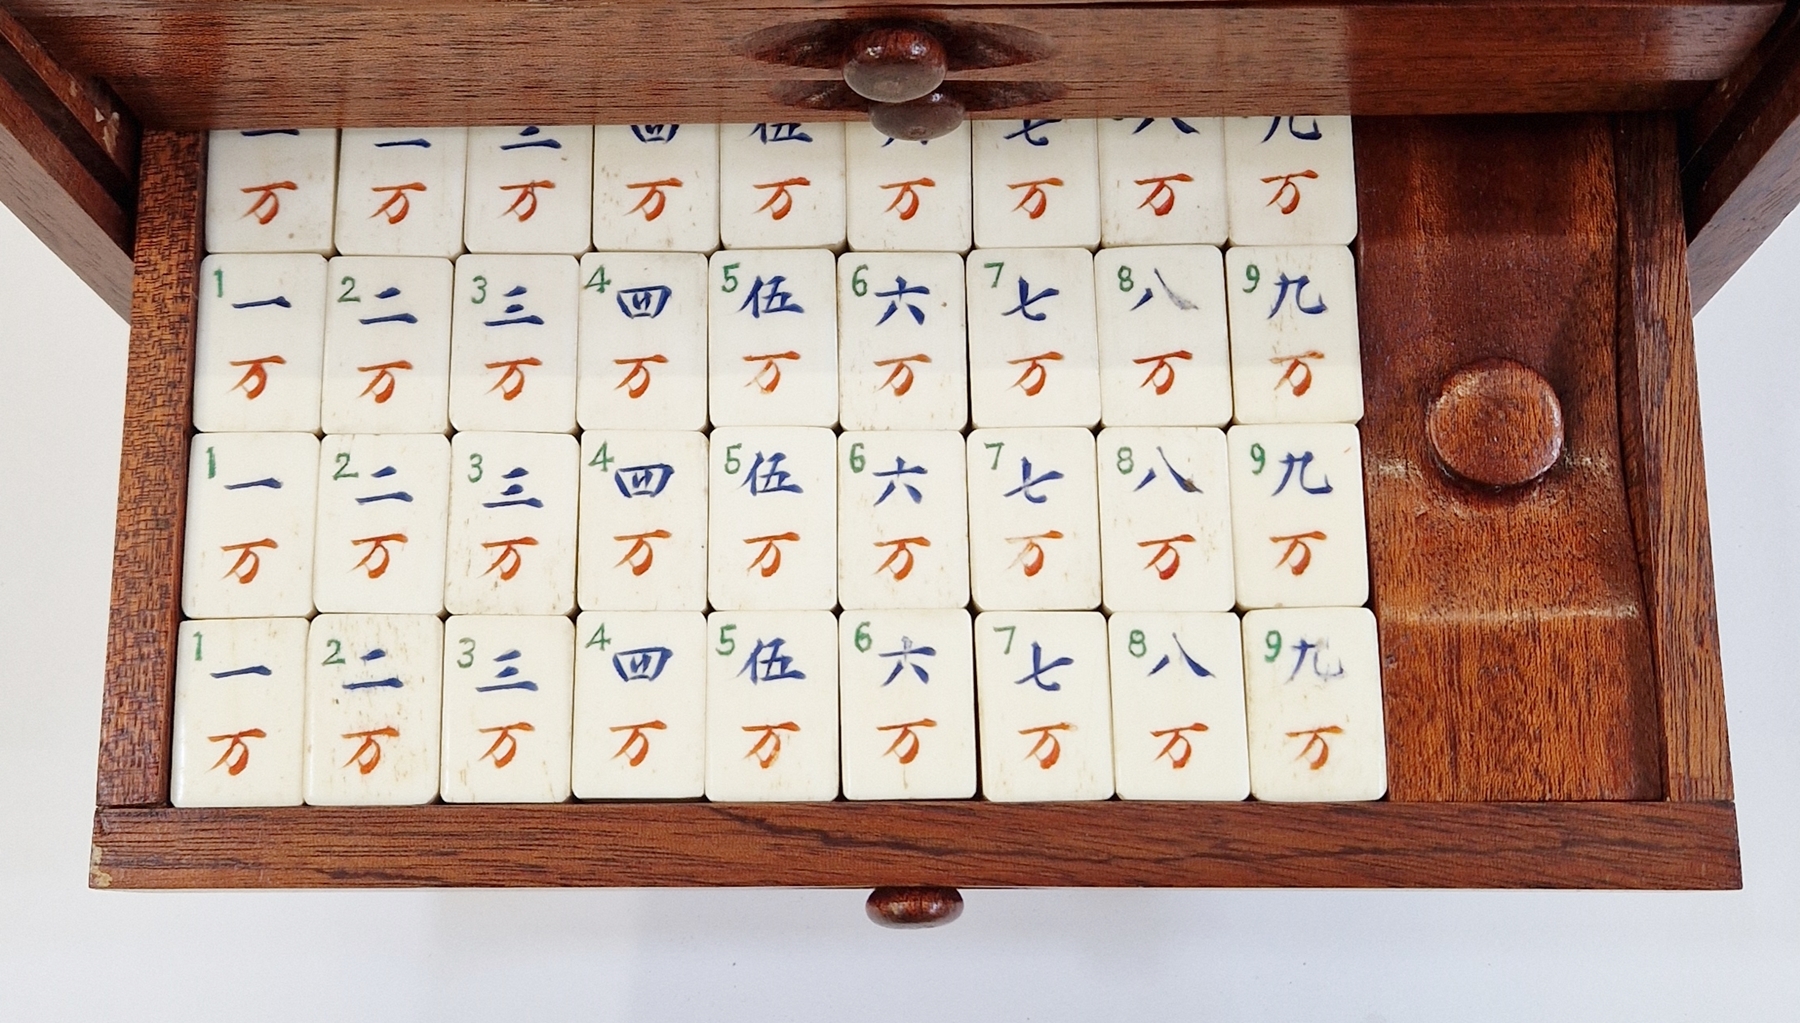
[705,610,839,801]
[707,427,836,611]
[1094,245,1230,427]
[335,128,468,257]
[313,433,450,615]
[464,125,593,255]
[1226,245,1362,425]
[592,123,719,253]
[1242,606,1384,801]
[839,610,976,800]
[974,611,1113,801]
[719,122,845,250]
[206,129,338,254]
[965,247,1099,428]
[839,431,968,610]
[194,253,326,433]
[1097,426,1234,613]
[171,618,309,807]
[304,614,444,805]
[837,251,968,431]
[578,430,708,611]
[1098,117,1226,247]
[577,252,708,432]
[1108,611,1248,800]
[321,256,452,434]
[707,248,838,427]
[440,614,574,803]
[449,254,578,433]
[966,428,1101,612]
[1224,116,1356,246]
[1227,423,1368,609]
[845,121,972,253]
[181,432,319,619]
[972,118,1099,249]
[445,432,578,615]
[572,611,707,799]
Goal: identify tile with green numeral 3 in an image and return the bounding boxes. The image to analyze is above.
[440,614,574,803]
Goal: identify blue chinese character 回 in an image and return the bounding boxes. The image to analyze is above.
[613,646,674,682]
[614,463,675,498]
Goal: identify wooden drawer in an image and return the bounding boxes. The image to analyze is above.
[0,0,1776,903]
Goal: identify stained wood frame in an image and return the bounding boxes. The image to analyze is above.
[90,115,1739,891]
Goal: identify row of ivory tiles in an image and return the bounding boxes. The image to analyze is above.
[196,244,1362,435]
[171,607,1384,807]
[205,118,1356,257]
[183,426,1368,620]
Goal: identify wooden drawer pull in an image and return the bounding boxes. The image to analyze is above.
[866,885,964,927]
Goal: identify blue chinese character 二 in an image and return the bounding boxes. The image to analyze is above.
[342,647,403,690]
[358,285,418,326]
[356,464,414,505]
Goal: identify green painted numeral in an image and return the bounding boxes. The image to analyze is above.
[322,639,345,666]
[993,624,1016,655]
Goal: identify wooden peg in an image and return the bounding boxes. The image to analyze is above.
[1425,357,1564,487]
[868,91,965,142]
[843,26,948,103]
[866,885,964,927]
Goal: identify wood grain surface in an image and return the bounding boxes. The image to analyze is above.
[88,800,1740,890]
[0,4,135,314]
[4,1,1777,129]
[94,130,202,809]
[1615,114,1734,803]
[1357,115,1665,802]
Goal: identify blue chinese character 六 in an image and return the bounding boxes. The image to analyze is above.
[879,636,937,685]
[1002,456,1064,504]
[477,648,538,692]
[873,457,927,505]
[739,637,807,683]
[614,463,674,498]
[1271,452,1332,496]
[612,646,674,682]
[483,466,544,508]
[1001,277,1060,321]
[742,452,803,496]
[616,285,672,320]
[1004,119,1061,146]
[1268,273,1327,318]
[1013,641,1073,692]
[874,277,930,326]
[484,284,546,327]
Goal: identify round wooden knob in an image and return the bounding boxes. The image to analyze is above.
[868,91,965,142]
[843,27,948,104]
[1426,358,1564,487]
[866,885,964,928]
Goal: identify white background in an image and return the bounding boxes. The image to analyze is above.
[0,196,1794,1021]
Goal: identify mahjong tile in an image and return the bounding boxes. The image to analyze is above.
[1225,245,1362,424]
[707,248,837,427]
[572,610,706,799]
[206,129,337,254]
[170,618,307,807]
[1107,612,1248,800]
[838,431,969,609]
[707,426,836,610]
[1098,116,1226,246]
[837,250,967,431]
[973,610,1113,800]
[845,121,972,252]
[1227,423,1368,609]
[320,256,452,434]
[464,125,593,255]
[965,428,1101,611]
[839,609,976,800]
[1094,245,1231,426]
[705,609,839,801]
[592,123,719,253]
[312,433,450,614]
[303,613,443,805]
[965,247,1099,428]
[440,615,574,803]
[577,430,708,611]
[1097,426,1234,612]
[449,253,578,432]
[181,432,319,619]
[719,122,846,249]
[576,251,708,431]
[1223,116,1356,246]
[445,431,578,615]
[334,128,468,257]
[194,253,326,433]
[1242,606,1385,800]
[971,118,1099,249]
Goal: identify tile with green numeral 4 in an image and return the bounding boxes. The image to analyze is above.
[313,433,449,614]
[449,253,578,433]
[1242,606,1385,801]
[577,252,708,431]
[464,125,593,255]
[966,428,1100,611]
[1107,612,1248,801]
[578,430,708,611]
[708,426,836,611]
[1094,245,1231,427]
[171,618,308,808]
[705,610,839,801]
[321,256,453,434]
[974,610,1114,801]
[838,431,968,610]
[707,248,838,427]
[1097,426,1234,613]
[837,250,968,432]
[445,431,578,615]
[965,247,1099,428]
[719,122,845,250]
[1223,116,1356,246]
[303,614,443,805]
[181,432,319,619]
[206,129,337,254]
[572,611,707,799]
[592,123,719,253]
[972,118,1099,249]
[440,615,574,803]
[1227,423,1368,609]
[845,121,972,253]
[334,128,467,257]
[839,610,976,800]
[1098,117,1226,247]
[195,253,326,434]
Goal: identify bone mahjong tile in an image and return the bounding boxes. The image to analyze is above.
[592,123,720,253]
[320,255,452,434]
[449,253,578,432]
[440,614,575,803]
[973,610,1113,800]
[1094,244,1230,427]
[1223,116,1356,246]
[838,430,969,609]
[1242,605,1385,801]
[170,617,308,807]
[312,433,450,614]
[839,609,976,800]
[1225,245,1362,424]
[1227,423,1369,609]
[571,610,707,799]
[971,118,1099,249]
[206,129,338,254]
[445,431,579,615]
[705,609,839,801]
[464,125,594,254]
[194,253,326,433]
[966,428,1101,611]
[1098,116,1227,246]
[845,120,972,252]
[577,251,708,431]
[707,426,836,610]
[577,430,708,611]
[303,613,444,805]
[1096,426,1235,612]
[334,127,468,257]
[1107,611,1249,800]
[707,248,838,427]
[719,122,846,250]
[838,250,967,431]
[965,247,1098,428]
[181,432,319,619]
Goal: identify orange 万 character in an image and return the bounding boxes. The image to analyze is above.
[753,177,811,220]
[481,536,539,580]
[1138,534,1196,581]
[614,355,668,399]
[626,178,683,221]
[1270,531,1327,576]
[485,357,542,401]
[478,721,535,769]
[220,538,278,585]
[370,182,427,224]
[1019,722,1073,769]
[745,532,799,578]
[613,529,671,577]
[341,726,400,775]
[1261,170,1319,215]
[357,360,413,404]
[873,353,932,397]
[241,181,296,224]
[743,351,800,393]
[1007,351,1063,397]
[1135,173,1194,217]
[1007,177,1063,219]
[1150,722,1209,769]
[610,720,667,767]
[1006,530,1063,578]
[229,355,287,400]
[873,536,930,581]
[1272,351,1325,396]
[351,533,408,579]
[207,728,267,776]
[876,718,938,765]
[1287,724,1343,770]
[879,177,936,221]
[500,180,555,221]
[743,721,801,769]
[1133,350,1192,396]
